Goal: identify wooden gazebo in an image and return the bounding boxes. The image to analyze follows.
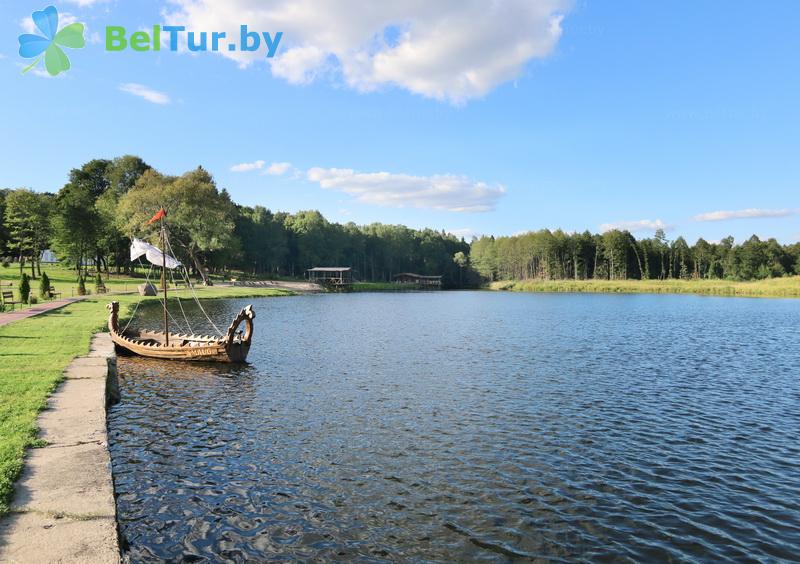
[307,267,353,287]
[392,272,442,288]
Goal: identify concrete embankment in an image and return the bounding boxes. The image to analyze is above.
[0,333,120,563]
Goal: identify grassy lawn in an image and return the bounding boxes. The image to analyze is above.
[0,264,307,312]
[351,281,412,291]
[489,276,800,298]
[1,264,146,299]
[0,285,292,516]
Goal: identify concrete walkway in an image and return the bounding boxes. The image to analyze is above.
[0,333,120,564]
[0,297,86,327]
[232,279,323,292]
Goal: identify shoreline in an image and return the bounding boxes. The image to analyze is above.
[0,287,305,560]
[487,277,800,299]
[0,333,120,563]
[0,286,295,522]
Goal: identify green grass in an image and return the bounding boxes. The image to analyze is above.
[351,282,412,292]
[0,263,289,313]
[489,276,800,298]
[1,263,145,298]
[0,285,292,515]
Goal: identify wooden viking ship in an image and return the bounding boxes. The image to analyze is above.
[107,301,255,362]
[107,207,256,363]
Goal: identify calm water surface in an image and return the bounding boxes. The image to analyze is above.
[108,292,800,562]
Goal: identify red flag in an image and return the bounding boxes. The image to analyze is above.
[145,208,166,226]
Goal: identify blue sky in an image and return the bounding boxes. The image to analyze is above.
[1,0,799,243]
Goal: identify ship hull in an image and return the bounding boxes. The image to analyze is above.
[107,302,255,363]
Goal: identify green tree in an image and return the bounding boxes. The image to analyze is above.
[234,205,289,275]
[0,189,8,257]
[453,251,467,286]
[39,272,50,298]
[96,155,151,273]
[19,273,30,303]
[117,167,238,284]
[4,189,52,277]
[692,238,714,279]
[671,236,691,280]
[51,181,100,278]
[601,230,630,280]
[470,236,497,281]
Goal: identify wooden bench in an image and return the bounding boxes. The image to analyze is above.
[48,286,62,299]
[2,290,21,311]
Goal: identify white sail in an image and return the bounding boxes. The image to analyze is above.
[130,238,182,269]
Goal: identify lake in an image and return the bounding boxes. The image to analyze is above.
[108,291,800,561]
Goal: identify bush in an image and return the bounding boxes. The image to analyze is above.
[39,272,51,298]
[77,276,86,296]
[19,273,31,303]
[28,295,38,305]
[1,259,9,268]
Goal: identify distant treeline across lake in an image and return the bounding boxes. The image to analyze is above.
[2,155,798,288]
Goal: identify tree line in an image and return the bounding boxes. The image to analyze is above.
[1,155,798,287]
[471,229,800,282]
[0,156,470,286]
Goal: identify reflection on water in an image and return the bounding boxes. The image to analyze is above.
[109,292,800,561]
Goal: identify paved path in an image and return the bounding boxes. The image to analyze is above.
[0,297,87,327]
[0,333,120,563]
[232,280,323,292]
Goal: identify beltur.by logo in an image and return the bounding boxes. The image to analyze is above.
[18,5,85,76]
[17,5,283,79]
[105,25,282,58]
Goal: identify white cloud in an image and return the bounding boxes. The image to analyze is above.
[693,208,798,222]
[163,0,571,103]
[64,0,108,6]
[265,162,292,175]
[230,159,265,172]
[448,228,480,240]
[118,83,171,104]
[270,46,328,84]
[600,219,671,233]
[306,167,505,212]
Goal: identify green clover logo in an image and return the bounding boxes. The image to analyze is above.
[18,5,85,76]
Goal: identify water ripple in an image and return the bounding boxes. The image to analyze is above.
[108,292,800,561]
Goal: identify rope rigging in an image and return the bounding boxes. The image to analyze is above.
[162,231,225,336]
[123,224,224,338]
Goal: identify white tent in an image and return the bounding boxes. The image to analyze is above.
[40,249,58,263]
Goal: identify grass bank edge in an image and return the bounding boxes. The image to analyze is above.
[0,286,293,516]
[488,276,800,298]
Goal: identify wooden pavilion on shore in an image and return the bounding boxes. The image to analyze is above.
[307,267,353,288]
[392,272,442,289]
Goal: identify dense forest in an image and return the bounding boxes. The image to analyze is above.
[471,229,800,282]
[0,156,470,286]
[1,155,798,287]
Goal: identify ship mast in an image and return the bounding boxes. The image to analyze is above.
[161,215,169,346]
